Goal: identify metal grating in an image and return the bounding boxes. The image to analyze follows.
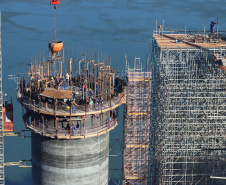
[149,32,226,185]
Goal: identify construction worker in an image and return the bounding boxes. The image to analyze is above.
[71,122,77,136]
[89,88,93,98]
[66,72,69,86]
[97,97,104,110]
[115,76,120,95]
[96,82,99,96]
[83,85,87,101]
[72,104,76,113]
[108,118,112,128]
[115,76,119,88]
[89,98,93,111]
[210,20,216,33]
[22,77,27,93]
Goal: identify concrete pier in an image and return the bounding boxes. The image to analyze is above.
[32,132,109,185]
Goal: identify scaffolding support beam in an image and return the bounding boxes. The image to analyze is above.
[149,32,226,184]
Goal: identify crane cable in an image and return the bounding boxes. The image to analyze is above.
[54,7,57,40]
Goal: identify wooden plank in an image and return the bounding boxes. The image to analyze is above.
[127,112,150,115]
[128,79,151,82]
[153,34,226,48]
[26,120,118,140]
[20,93,125,116]
[126,144,148,148]
[125,176,146,180]
[40,89,73,99]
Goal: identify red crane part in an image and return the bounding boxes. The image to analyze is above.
[50,0,60,5]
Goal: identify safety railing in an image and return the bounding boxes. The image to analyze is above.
[17,90,124,115]
[26,116,118,139]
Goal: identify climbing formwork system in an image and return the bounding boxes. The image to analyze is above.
[16,39,125,185]
[149,31,226,184]
[123,60,151,184]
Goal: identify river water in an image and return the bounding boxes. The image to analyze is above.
[1,0,226,184]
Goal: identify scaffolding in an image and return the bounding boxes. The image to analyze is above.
[149,31,226,184]
[123,58,151,184]
[0,12,4,185]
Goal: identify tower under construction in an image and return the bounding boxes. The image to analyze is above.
[17,42,125,185]
[16,2,125,185]
[149,30,226,184]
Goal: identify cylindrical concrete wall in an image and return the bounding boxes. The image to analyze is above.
[32,132,109,185]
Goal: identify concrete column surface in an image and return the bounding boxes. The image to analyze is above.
[32,132,109,185]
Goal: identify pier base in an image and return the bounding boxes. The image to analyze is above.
[31,132,109,185]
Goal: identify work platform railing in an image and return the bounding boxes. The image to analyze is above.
[17,90,125,116]
[25,114,118,139]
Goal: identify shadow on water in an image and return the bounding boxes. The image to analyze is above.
[109,179,121,185]
[5,173,32,185]
[5,179,21,185]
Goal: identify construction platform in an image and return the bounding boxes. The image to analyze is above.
[149,30,226,184]
[18,92,125,139]
[17,43,126,140]
[153,33,226,48]
[153,31,226,72]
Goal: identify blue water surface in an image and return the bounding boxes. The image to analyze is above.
[1,0,226,184]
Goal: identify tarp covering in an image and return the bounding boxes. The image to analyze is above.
[40,89,73,99]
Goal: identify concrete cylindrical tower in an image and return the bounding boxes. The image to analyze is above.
[32,132,109,185]
[17,46,124,185]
